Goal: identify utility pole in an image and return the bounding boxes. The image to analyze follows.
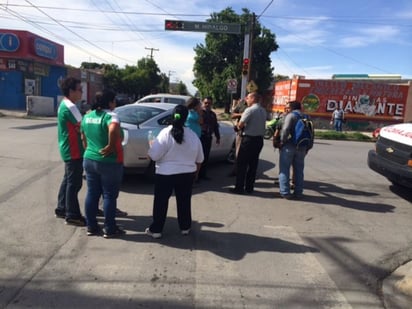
[248,13,255,82]
[145,47,159,59]
[240,14,255,100]
[168,70,175,93]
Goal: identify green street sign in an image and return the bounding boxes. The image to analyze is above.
[165,20,241,34]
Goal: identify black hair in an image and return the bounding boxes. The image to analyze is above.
[60,77,81,97]
[186,97,200,110]
[171,104,188,144]
[288,100,302,111]
[92,89,116,110]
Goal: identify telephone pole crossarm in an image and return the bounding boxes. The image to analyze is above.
[145,47,159,59]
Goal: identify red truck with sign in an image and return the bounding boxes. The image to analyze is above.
[272,77,410,125]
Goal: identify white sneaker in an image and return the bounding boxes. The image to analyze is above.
[181,229,190,236]
[145,228,162,239]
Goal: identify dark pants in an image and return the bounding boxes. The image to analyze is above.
[235,136,264,192]
[199,134,212,178]
[56,159,83,219]
[150,172,195,233]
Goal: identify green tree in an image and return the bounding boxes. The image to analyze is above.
[81,62,103,70]
[193,7,278,108]
[101,58,165,99]
[176,81,189,95]
[102,64,123,91]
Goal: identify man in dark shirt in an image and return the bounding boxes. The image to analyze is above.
[199,96,220,180]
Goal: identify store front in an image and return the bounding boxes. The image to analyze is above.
[0,29,66,110]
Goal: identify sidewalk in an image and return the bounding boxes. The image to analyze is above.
[0,109,28,118]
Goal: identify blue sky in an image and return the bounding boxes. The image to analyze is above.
[1,0,411,95]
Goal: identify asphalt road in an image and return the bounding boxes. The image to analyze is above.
[0,116,411,308]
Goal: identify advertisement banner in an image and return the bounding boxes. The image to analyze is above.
[273,79,409,122]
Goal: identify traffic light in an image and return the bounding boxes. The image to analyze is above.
[242,58,249,75]
[165,20,185,31]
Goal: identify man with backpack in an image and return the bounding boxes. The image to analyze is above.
[277,101,314,199]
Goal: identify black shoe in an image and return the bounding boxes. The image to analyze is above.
[281,194,294,200]
[65,217,86,226]
[115,208,128,217]
[55,210,65,219]
[245,188,254,194]
[228,188,244,195]
[293,193,303,200]
[227,171,236,177]
[274,192,294,200]
[200,175,211,181]
[87,226,102,236]
[96,209,104,217]
[103,226,126,238]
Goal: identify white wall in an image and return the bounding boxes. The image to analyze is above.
[26,96,55,116]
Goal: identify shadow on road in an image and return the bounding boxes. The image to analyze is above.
[116,216,319,260]
[302,180,395,213]
[120,159,276,199]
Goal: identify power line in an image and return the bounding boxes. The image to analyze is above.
[0,3,210,17]
[0,4,113,64]
[23,0,136,64]
[257,0,274,19]
[268,21,392,74]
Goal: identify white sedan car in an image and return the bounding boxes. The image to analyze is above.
[115,103,236,176]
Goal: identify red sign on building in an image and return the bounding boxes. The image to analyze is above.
[273,78,410,122]
[0,29,64,66]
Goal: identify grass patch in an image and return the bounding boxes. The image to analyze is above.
[316,130,373,142]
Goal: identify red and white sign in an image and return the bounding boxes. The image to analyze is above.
[227,79,237,93]
[273,78,410,122]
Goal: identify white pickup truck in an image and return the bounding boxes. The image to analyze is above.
[367,123,412,188]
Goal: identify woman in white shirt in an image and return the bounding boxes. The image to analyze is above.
[146,105,204,239]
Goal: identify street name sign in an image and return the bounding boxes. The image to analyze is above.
[165,20,241,34]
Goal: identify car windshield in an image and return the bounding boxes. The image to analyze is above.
[115,105,166,125]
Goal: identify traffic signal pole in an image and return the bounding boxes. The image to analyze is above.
[240,14,255,100]
[240,31,250,100]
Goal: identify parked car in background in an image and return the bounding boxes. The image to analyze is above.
[136,93,191,105]
[115,102,236,177]
[367,123,412,188]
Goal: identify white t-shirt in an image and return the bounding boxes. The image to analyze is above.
[148,126,204,175]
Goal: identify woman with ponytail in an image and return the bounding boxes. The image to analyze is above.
[146,104,204,239]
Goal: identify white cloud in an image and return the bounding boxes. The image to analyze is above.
[338,25,400,47]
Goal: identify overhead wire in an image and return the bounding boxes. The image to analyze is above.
[257,0,274,19]
[23,0,136,64]
[0,4,113,64]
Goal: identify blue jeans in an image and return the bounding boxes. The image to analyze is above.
[83,159,123,233]
[334,119,343,131]
[56,159,83,219]
[279,143,307,196]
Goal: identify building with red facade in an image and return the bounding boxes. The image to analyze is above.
[0,29,103,112]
